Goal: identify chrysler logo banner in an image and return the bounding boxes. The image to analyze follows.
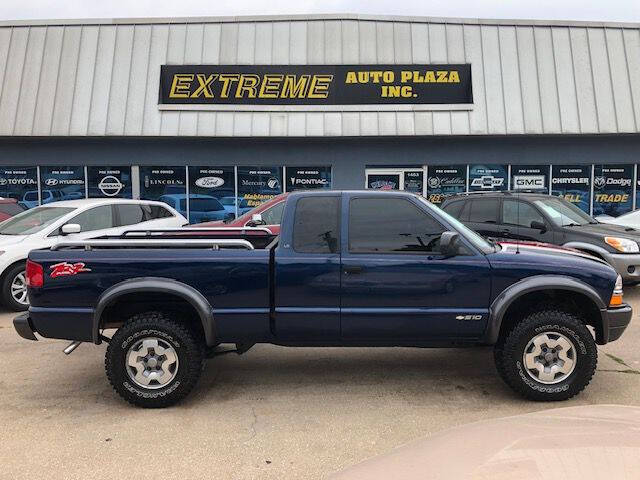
[159,64,472,109]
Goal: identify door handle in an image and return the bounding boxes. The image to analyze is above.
[344,265,363,275]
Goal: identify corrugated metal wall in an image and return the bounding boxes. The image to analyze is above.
[0,17,639,137]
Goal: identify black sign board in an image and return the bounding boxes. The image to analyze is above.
[237,166,282,208]
[140,166,186,204]
[511,165,549,192]
[468,165,508,192]
[286,167,332,191]
[426,166,466,204]
[159,64,472,106]
[187,167,236,223]
[0,167,38,208]
[551,165,592,213]
[40,166,86,205]
[403,171,424,194]
[593,164,633,217]
[87,167,131,199]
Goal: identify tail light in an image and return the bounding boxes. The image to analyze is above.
[26,259,43,288]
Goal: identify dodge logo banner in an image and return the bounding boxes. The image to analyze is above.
[593,164,633,217]
[159,64,472,109]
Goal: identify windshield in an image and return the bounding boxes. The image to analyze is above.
[417,197,495,254]
[0,206,74,235]
[533,197,595,226]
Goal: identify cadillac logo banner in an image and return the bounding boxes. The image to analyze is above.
[159,64,472,110]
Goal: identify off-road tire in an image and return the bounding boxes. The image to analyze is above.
[494,309,597,401]
[105,312,205,408]
[2,263,28,311]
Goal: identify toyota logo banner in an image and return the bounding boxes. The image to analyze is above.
[87,167,131,198]
[0,167,38,208]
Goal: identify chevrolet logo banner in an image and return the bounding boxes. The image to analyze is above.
[159,64,472,110]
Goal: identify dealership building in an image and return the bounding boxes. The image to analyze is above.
[0,14,640,221]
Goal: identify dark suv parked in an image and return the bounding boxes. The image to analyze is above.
[441,192,640,283]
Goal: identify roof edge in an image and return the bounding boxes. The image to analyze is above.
[0,13,639,29]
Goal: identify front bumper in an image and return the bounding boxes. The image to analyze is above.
[13,312,37,341]
[599,304,632,344]
[605,253,640,283]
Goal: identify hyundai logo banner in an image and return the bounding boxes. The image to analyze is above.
[39,166,85,207]
[159,64,473,109]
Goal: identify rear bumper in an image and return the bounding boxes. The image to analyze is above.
[599,304,632,344]
[13,312,37,341]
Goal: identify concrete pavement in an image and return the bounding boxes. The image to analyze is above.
[1,290,639,480]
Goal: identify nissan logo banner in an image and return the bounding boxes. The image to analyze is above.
[87,167,131,198]
[159,64,472,109]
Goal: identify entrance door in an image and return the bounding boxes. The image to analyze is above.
[365,168,425,195]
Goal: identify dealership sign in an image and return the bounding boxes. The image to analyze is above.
[468,165,508,192]
[511,165,549,192]
[593,164,633,216]
[426,166,466,204]
[551,166,591,213]
[159,64,472,110]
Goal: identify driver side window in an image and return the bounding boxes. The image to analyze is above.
[68,205,115,232]
[502,200,544,228]
[259,202,285,225]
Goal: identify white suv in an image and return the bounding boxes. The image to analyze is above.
[0,198,187,310]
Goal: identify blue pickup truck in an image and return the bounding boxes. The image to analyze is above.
[13,190,632,407]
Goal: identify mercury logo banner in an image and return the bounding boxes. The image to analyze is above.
[159,64,472,108]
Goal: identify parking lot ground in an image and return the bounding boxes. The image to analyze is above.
[1,290,639,480]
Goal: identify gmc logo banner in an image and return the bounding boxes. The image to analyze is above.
[158,64,472,110]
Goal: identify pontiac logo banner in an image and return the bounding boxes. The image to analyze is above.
[159,64,472,109]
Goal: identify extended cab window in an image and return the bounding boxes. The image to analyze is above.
[69,205,115,232]
[349,198,446,254]
[261,202,285,225]
[468,198,499,223]
[293,197,340,253]
[502,200,544,228]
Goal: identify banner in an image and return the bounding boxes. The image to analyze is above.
[40,166,85,205]
[159,64,472,108]
[426,166,466,204]
[551,165,591,213]
[237,166,282,207]
[403,171,424,194]
[286,167,332,191]
[367,173,400,190]
[593,164,633,217]
[188,167,235,223]
[87,167,131,198]
[511,165,549,192]
[0,167,38,209]
[468,164,508,192]
[139,166,186,201]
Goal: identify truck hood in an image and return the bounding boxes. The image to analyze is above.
[0,234,29,247]
[496,240,604,263]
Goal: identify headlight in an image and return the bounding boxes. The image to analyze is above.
[604,236,639,253]
[610,274,624,307]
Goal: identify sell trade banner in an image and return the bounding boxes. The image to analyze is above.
[426,166,466,204]
[593,164,633,217]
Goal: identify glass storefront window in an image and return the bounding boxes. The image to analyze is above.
[0,167,39,209]
[237,166,283,208]
[403,171,423,194]
[87,167,132,198]
[40,166,86,205]
[285,167,332,191]
[468,164,508,191]
[139,167,187,214]
[426,166,466,205]
[187,167,235,224]
[511,165,549,193]
[593,164,633,217]
[551,165,591,213]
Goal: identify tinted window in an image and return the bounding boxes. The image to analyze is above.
[116,204,145,226]
[148,205,174,219]
[458,200,471,221]
[442,200,464,218]
[349,198,446,253]
[261,202,285,225]
[0,203,25,216]
[468,198,499,223]
[502,200,544,228]
[70,206,114,232]
[24,192,38,201]
[188,198,224,212]
[293,197,340,253]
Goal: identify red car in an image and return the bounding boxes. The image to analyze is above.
[194,192,288,235]
[0,198,25,222]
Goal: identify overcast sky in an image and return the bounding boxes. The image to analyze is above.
[0,0,638,23]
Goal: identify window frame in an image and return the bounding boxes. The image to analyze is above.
[347,196,450,255]
[114,203,148,227]
[501,198,547,229]
[292,196,341,254]
[466,197,501,224]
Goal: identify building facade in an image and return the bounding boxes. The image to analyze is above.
[0,14,640,221]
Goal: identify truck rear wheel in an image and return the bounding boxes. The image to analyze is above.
[494,309,597,401]
[2,263,29,311]
[105,312,205,408]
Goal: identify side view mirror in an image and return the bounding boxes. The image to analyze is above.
[530,220,547,233]
[247,213,266,227]
[440,231,460,256]
[60,223,81,235]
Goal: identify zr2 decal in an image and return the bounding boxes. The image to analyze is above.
[50,262,91,278]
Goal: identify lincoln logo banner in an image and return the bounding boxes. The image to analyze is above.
[158,64,472,110]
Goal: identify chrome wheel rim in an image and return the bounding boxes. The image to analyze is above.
[11,271,28,305]
[523,331,577,384]
[126,337,179,389]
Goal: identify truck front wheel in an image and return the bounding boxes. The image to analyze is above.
[105,312,205,408]
[494,309,597,401]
